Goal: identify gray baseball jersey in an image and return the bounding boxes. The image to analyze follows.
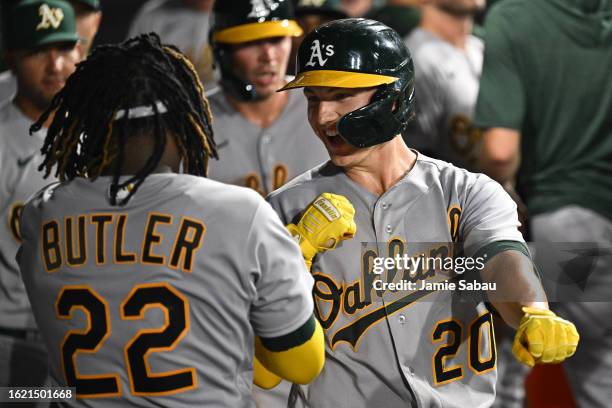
[0,100,49,330]
[405,28,484,171]
[128,0,215,88]
[0,71,16,104]
[17,173,314,407]
[268,155,524,408]
[206,87,329,195]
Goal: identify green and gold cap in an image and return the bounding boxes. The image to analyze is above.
[5,0,79,51]
[211,0,303,44]
[73,0,100,10]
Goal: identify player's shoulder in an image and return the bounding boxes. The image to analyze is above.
[267,161,338,201]
[204,86,234,116]
[21,181,64,220]
[485,0,537,26]
[416,153,496,192]
[405,29,454,73]
[169,174,265,209]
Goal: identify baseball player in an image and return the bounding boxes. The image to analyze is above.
[404,0,485,171]
[17,34,325,406]
[0,0,101,104]
[128,0,215,88]
[0,0,80,389]
[268,19,579,407]
[206,0,329,196]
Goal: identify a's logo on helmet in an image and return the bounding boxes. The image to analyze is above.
[36,4,64,31]
[247,0,280,19]
[305,39,335,67]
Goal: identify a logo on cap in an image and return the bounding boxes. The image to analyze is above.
[305,40,334,67]
[36,4,64,31]
[247,0,280,18]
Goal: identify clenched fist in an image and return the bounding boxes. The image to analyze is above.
[287,193,357,269]
[512,306,579,367]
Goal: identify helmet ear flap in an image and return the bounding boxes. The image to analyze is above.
[337,82,416,148]
[338,91,400,148]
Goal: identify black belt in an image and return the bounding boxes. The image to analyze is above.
[0,326,42,342]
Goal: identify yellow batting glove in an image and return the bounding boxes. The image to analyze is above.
[287,193,356,269]
[253,355,282,389]
[512,306,580,367]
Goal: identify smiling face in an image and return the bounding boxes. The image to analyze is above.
[8,42,80,111]
[304,86,379,168]
[230,36,292,100]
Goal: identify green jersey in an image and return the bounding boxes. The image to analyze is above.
[474,0,612,221]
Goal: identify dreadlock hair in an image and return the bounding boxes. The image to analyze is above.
[31,33,217,205]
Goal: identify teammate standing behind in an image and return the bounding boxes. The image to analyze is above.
[128,0,215,88]
[17,33,324,407]
[206,0,328,195]
[404,0,485,170]
[0,0,80,390]
[270,19,579,407]
[0,0,102,104]
[475,0,612,406]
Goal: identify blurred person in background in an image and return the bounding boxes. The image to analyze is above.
[0,0,101,103]
[289,0,348,73]
[128,0,215,87]
[367,0,421,37]
[475,0,612,406]
[339,0,373,16]
[206,0,328,197]
[0,0,80,392]
[404,0,485,171]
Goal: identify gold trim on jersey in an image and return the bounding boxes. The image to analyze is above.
[447,205,462,243]
[467,312,496,376]
[141,213,173,266]
[41,219,62,273]
[90,213,115,265]
[56,285,122,398]
[120,282,197,396]
[168,217,206,273]
[114,214,137,264]
[431,318,464,386]
[64,215,87,267]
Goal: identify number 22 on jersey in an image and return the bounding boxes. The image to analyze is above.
[56,283,195,398]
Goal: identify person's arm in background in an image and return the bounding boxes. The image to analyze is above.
[473,5,524,186]
[480,128,520,186]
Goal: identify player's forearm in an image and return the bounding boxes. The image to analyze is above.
[255,315,325,384]
[479,250,548,328]
[478,128,521,185]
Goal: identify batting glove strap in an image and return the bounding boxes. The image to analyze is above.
[512,306,580,367]
[287,193,357,268]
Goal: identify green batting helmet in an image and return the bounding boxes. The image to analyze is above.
[211,0,303,101]
[280,18,415,148]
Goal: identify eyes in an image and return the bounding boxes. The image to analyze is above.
[305,91,354,104]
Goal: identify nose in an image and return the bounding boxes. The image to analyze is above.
[258,42,277,63]
[312,100,339,128]
[45,50,64,73]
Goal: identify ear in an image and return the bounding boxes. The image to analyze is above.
[93,11,102,32]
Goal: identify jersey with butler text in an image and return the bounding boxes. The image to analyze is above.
[268,154,524,408]
[18,174,314,407]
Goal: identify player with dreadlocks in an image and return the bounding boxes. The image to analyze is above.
[17,33,325,406]
[32,33,217,205]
